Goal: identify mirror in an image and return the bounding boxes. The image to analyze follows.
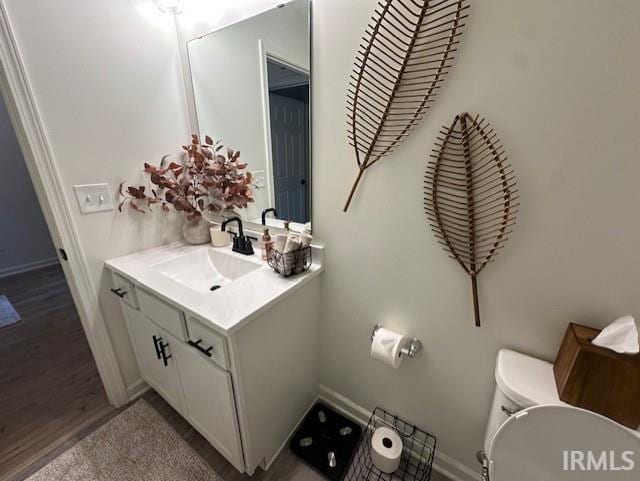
[187,0,311,232]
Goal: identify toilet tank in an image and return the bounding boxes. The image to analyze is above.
[484,349,564,455]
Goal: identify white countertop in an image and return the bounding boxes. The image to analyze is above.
[105,241,323,336]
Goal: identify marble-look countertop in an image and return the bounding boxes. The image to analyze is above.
[105,241,323,336]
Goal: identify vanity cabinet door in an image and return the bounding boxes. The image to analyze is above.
[172,340,244,472]
[123,304,185,414]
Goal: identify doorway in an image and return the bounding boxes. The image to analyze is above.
[0,93,111,479]
[266,57,310,224]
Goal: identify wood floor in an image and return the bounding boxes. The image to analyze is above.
[0,265,113,481]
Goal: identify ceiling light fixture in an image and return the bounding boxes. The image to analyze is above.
[153,0,183,15]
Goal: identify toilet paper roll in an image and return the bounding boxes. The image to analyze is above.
[370,426,403,473]
[371,327,406,369]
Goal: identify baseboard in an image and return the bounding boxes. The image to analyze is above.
[263,396,318,471]
[317,385,480,481]
[0,256,59,279]
[126,378,149,402]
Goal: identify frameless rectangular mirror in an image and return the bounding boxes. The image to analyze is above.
[187,0,311,232]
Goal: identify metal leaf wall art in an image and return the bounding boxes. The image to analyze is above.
[424,113,518,327]
[344,0,470,212]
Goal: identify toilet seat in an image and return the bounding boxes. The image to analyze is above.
[488,404,640,481]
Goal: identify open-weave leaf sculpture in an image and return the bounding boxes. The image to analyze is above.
[424,113,518,327]
[344,0,470,212]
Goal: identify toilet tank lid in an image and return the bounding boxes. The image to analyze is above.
[495,349,564,408]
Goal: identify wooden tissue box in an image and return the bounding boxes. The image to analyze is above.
[553,323,640,429]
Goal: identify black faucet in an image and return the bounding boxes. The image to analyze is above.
[221,216,254,256]
[261,207,278,226]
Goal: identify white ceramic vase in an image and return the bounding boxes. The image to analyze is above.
[182,217,211,245]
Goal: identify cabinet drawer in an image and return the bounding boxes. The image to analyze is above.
[111,272,138,308]
[185,316,228,370]
[137,289,186,341]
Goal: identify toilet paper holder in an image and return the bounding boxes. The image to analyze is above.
[371,325,423,358]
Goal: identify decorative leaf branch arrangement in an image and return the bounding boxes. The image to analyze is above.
[119,135,254,220]
[344,0,469,211]
[424,113,518,327]
[344,1,519,327]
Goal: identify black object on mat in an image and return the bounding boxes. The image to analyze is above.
[344,407,436,481]
[290,402,362,481]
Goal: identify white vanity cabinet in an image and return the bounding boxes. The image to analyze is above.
[123,304,186,414]
[106,243,322,476]
[120,298,244,472]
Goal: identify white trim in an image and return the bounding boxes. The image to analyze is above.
[0,2,128,407]
[126,379,150,402]
[263,396,318,471]
[258,39,276,209]
[318,385,480,481]
[0,256,59,279]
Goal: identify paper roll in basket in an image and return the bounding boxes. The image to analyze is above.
[370,426,403,473]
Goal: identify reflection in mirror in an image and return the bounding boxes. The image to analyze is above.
[187,0,311,232]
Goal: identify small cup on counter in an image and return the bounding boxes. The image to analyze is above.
[210,225,231,248]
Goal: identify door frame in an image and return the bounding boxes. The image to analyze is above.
[0,2,128,406]
[258,40,310,211]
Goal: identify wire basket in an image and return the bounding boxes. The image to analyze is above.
[344,407,436,481]
[267,246,312,277]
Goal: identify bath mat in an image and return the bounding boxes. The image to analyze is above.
[25,399,223,481]
[290,402,361,481]
[0,294,20,328]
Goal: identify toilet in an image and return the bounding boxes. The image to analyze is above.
[481,349,640,480]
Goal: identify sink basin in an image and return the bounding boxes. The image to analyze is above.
[151,248,261,294]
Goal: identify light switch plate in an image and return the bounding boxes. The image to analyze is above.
[253,170,266,188]
[73,183,114,214]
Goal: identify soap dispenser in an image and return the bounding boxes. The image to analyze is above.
[261,229,274,261]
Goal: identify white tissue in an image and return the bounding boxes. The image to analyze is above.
[371,327,406,369]
[370,426,402,473]
[300,232,313,248]
[592,315,639,354]
[283,234,302,253]
[274,234,288,253]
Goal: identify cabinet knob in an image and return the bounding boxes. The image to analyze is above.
[153,335,171,366]
[152,335,162,360]
[188,339,214,358]
[159,340,171,367]
[110,288,127,298]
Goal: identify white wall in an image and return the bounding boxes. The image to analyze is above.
[313,0,640,474]
[6,0,640,476]
[0,94,56,275]
[188,0,309,221]
[3,0,189,392]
